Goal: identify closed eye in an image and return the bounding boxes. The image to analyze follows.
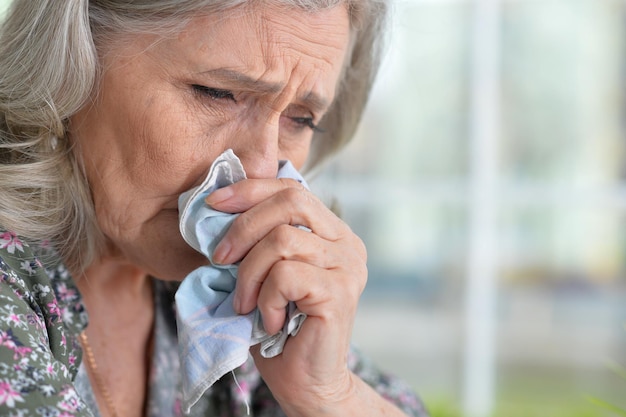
[191,84,236,102]
[289,117,324,133]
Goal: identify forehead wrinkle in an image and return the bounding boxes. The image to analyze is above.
[260,5,349,60]
[258,8,347,110]
[200,67,330,113]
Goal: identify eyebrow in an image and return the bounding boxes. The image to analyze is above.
[200,68,331,112]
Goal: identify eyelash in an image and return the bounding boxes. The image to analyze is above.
[191,84,323,133]
[290,117,324,133]
[192,84,236,102]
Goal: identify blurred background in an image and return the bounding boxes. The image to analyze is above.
[2,0,626,416]
[309,0,626,416]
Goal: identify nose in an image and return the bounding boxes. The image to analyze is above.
[230,112,280,179]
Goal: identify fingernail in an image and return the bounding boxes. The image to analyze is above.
[212,240,231,265]
[205,187,233,206]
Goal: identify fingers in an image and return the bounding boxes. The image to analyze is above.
[205,177,302,213]
[235,224,361,314]
[203,176,368,338]
[254,260,365,335]
[255,260,319,335]
[209,179,355,265]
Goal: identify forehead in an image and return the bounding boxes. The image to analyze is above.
[95,2,353,64]
[173,4,350,64]
[148,4,349,100]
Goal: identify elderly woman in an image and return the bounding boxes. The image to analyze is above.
[0,1,428,416]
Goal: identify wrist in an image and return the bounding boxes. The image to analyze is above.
[280,372,409,417]
[278,371,357,417]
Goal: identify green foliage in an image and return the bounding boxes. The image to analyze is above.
[423,358,626,417]
[424,395,613,417]
[495,401,610,417]
[587,360,626,417]
[587,397,626,417]
[423,396,463,417]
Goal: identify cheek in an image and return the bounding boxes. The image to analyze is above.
[119,101,224,196]
[87,111,201,235]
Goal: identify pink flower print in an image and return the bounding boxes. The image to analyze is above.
[46,302,62,325]
[0,330,32,360]
[56,282,76,300]
[7,313,21,326]
[0,381,24,407]
[47,302,61,317]
[46,364,56,376]
[59,388,80,412]
[0,330,17,350]
[13,345,32,360]
[60,400,77,412]
[0,232,24,254]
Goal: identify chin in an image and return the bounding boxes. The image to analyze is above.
[133,211,210,280]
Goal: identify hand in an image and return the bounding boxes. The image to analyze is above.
[205,178,368,415]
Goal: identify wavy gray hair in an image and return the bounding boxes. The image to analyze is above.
[0,0,388,272]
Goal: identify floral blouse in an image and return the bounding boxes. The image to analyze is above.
[0,231,429,417]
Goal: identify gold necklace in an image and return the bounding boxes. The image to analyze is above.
[79,331,120,417]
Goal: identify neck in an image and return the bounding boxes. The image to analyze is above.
[74,257,155,417]
[75,257,152,303]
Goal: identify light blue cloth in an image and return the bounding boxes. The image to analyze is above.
[175,149,308,413]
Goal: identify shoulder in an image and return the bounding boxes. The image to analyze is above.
[0,231,91,415]
[0,231,41,290]
[0,231,55,331]
[0,231,87,333]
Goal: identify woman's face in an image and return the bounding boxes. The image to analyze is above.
[70,4,350,280]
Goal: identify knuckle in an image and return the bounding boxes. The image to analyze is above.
[270,259,297,280]
[269,224,299,252]
[279,184,311,206]
[340,246,368,296]
[337,268,365,300]
[356,267,368,294]
[337,225,367,261]
[354,235,367,262]
[266,261,307,301]
[354,258,368,293]
[233,210,255,232]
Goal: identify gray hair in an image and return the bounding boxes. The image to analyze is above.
[0,0,388,272]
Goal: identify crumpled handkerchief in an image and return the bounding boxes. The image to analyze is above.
[175,149,308,413]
